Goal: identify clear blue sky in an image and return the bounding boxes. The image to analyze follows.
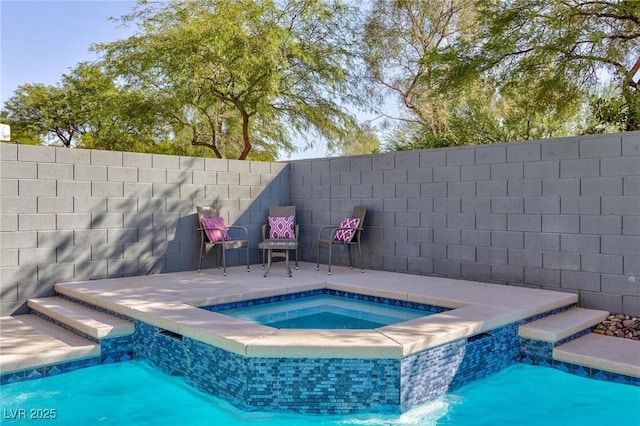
[1,0,137,105]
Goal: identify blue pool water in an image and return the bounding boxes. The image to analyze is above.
[217,294,430,329]
[2,361,638,425]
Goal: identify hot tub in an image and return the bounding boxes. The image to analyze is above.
[207,290,442,329]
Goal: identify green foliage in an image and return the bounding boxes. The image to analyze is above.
[95,0,360,160]
[384,122,451,152]
[362,0,473,135]
[447,0,640,135]
[0,111,42,145]
[2,83,79,147]
[333,123,381,156]
[367,0,640,152]
[5,0,637,158]
[2,63,162,150]
[2,0,360,160]
[586,83,640,134]
[67,63,162,151]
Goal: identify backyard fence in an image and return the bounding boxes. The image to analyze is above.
[1,132,638,315]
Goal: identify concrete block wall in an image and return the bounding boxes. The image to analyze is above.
[0,144,290,314]
[291,132,640,315]
[1,132,638,316]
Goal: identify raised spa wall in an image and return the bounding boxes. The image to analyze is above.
[3,291,638,413]
[132,297,570,415]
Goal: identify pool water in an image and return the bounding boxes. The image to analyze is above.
[217,294,429,329]
[2,361,638,425]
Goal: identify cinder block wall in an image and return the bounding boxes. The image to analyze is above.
[0,145,290,314]
[1,133,639,316]
[291,133,640,315]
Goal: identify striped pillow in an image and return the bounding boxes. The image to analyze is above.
[201,217,230,242]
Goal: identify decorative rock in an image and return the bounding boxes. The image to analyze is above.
[596,315,640,341]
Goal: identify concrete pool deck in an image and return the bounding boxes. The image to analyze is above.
[2,262,639,378]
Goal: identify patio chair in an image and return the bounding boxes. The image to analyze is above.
[316,206,366,275]
[197,206,249,276]
[260,205,299,274]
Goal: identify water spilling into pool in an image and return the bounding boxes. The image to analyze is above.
[2,361,638,425]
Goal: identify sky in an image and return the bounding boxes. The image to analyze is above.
[0,0,332,159]
[1,0,137,104]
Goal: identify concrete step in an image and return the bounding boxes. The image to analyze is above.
[0,314,100,374]
[28,297,134,340]
[519,307,609,343]
[554,333,640,378]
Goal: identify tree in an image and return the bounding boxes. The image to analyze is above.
[333,123,381,156]
[0,110,41,145]
[3,83,80,147]
[384,121,451,152]
[95,0,361,160]
[2,63,162,150]
[587,78,640,134]
[441,0,640,131]
[364,0,589,151]
[66,63,162,151]
[362,0,476,135]
[366,0,640,152]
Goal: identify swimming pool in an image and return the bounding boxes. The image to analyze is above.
[13,276,626,416]
[214,293,433,329]
[2,361,638,425]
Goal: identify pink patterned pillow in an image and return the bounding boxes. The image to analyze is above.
[269,215,295,239]
[201,217,230,242]
[334,218,360,242]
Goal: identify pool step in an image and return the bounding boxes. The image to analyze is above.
[519,307,609,343]
[0,314,100,374]
[28,296,134,340]
[517,307,640,379]
[554,333,640,378]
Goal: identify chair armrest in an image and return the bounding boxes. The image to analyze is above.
[318,225,339,241]
[319,225,364,243]
[198,226,227,231]
[198,225,226,233]
[262,224,268,241]
[227,225,249,240]
[198,226,226,244]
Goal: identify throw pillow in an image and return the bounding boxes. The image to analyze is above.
[268,215,295,239]
[201,217,230,242]
[334,218,360,242]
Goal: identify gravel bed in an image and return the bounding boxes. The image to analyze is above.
[593,314,640,341]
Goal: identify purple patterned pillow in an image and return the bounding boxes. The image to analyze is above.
[201,217,230,242]
[334,218,360,242]
[269,215,295,239]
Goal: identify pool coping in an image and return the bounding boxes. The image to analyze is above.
[51,263,579,359]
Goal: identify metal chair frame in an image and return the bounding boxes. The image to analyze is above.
[197,206,249,276]
[260,205,299,274]
[316,206,366,275]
